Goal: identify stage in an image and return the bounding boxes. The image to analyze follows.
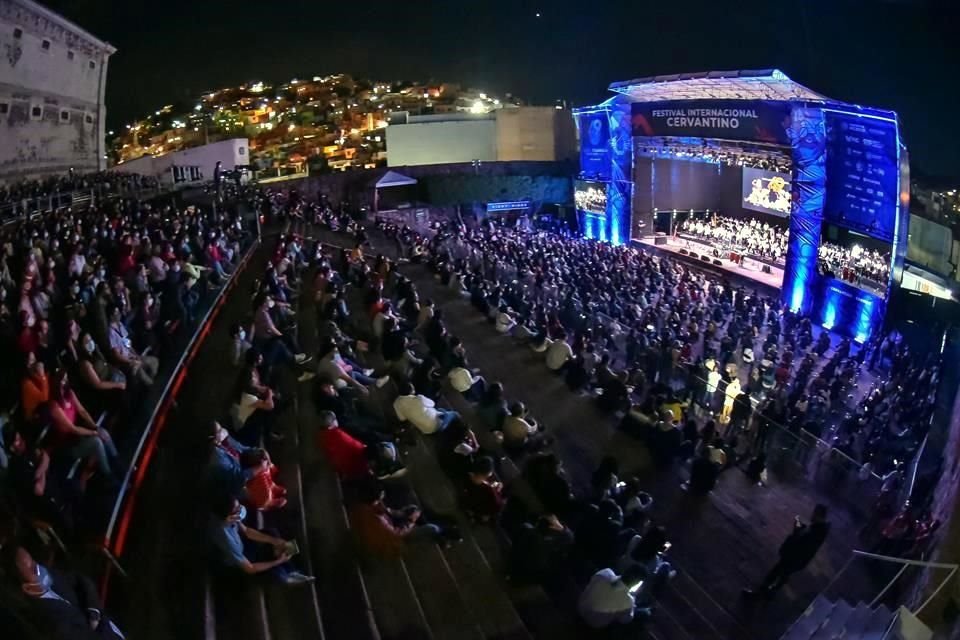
[634,235,785,292]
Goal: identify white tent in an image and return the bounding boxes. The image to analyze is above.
[374,170,418,211]
[375,170,417,188]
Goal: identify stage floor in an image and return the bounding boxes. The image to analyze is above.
[636,235,785,291]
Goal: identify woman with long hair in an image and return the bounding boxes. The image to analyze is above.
[47,369,118,482]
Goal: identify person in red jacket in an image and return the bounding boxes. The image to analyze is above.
[316,410,369,480]
[316,410,406,481]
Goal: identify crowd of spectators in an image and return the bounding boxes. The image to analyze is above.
[0,171,160,217]
[366,215,940,623]
[0,185,250,638]
[818,242,890,287]
[680,215,789,263]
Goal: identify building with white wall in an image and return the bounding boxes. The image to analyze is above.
[112,138,249,187]
[386,107,576,167]
[0,0,115,182]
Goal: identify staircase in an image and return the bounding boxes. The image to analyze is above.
[781,595,894,640]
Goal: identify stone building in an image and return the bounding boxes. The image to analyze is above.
[0,0,114,182]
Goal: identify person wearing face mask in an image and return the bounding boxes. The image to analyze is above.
[230,322,252,367]
[5,544,126,639]
[208,494,313,585]
[251,291,310,369]
[131,291,160,354]
[69,330,127,416]
[107,304,158,386]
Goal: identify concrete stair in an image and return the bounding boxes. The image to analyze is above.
[780,595,894,640]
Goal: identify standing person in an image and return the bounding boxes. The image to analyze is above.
[743,504,830,597]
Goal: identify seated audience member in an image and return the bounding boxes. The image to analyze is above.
[415,298,435,330]
[315,410,403,481]
[4,428,73,533]
[21,356,49,423]
[47,369,118,482]
[237,447,286,511]
[251,291,310,369]
[232,350,282,445]
[448,363,486,402]
[349,480,445,557]
[462,456,505,522]
[508,514,575,584]
[208,494,314,585]
[68,329,127,416]
[615,526,676,607]
[315,408,366,482]
[524,453,576,518]
[313,377,393,444]
[617,477,653,527]
[381,316,420,377]
[477,382,509,431]
[545,332,573,371]
[317,336,378,394]
[410,356,443,400]
[6,544,126,639]
[575,500,625,569]
[393,381,459,435]
[578,564,648,629]
[130,291,161,354]
[205,420,255,501]
[685,446,721,495]
[590,456,621,503]
[500,401,543,452]
[494,306,516,334]
[230,322,252,366]
[436,417,480,479]
[107,303,159,386]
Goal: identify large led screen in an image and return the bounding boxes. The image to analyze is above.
[742,167,792,217]
[574,180,608,215]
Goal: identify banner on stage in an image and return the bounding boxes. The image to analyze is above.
[631,100,791,145]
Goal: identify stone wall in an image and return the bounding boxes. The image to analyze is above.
[296,161,575,208]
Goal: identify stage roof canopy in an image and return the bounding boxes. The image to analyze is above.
[375,170,418,188]
[608,69,828,103]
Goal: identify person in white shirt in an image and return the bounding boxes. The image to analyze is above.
[448,366,486,402]
[494,306,515,334]
[577,565,645,629]
[392,382,459,434]
[704,359,721,408]
[499,401,544,451]
[545,332,573,371]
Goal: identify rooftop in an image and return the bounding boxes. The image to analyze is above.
[608,69,828,103]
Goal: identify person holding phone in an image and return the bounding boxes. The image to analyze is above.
[208,495,314,585]
[577,564,648,629]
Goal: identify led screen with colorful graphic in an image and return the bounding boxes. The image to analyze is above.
[741,167,792,217]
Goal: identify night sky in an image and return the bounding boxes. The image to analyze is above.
[46,0,960,179]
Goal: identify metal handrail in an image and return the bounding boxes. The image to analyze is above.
[851,550,960,570]
[103,238,260,548]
